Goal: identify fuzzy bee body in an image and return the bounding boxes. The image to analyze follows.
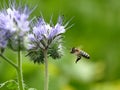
[79,50,90,59]
[70,47,90,63]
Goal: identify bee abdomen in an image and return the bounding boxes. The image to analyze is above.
[80,50,90,59]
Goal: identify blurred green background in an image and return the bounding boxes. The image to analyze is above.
[0,0,120,90]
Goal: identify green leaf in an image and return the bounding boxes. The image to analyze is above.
[0,80,18,90]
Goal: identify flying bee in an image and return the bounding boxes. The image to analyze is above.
[70,47,90,63]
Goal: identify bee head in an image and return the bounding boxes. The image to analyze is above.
[70,47,76,53]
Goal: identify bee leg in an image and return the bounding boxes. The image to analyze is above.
[75,56,81,63]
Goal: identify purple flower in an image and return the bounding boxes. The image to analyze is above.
[4,7,30,36]
[0,1,34,50]
[27,16,72,63]
[0,1,32,37]
[28,16,67,50]
[0,30,8,48]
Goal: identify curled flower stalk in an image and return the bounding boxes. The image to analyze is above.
[27,16,70,90]
[0,1,34,90]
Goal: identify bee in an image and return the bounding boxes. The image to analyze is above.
[70,47,90,63]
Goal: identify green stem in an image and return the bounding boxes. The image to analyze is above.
[44,49,49,90]
[0,50,24,90]
[0,54,18,69]
[17,50,24,90]
[17,39,24,90]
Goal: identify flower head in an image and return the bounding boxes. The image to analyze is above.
[28,16,66,49]
[27,16,70,63]
[0,4,31,36]
[0,1,34,51]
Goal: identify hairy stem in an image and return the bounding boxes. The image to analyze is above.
[17,39,24,90]
[44,49,49,90]
[0,49,24,90]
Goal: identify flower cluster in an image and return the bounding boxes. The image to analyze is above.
[27,16,67,63]
[0,2,32,51]
[0,1,72,90]
[0,1,70,63]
